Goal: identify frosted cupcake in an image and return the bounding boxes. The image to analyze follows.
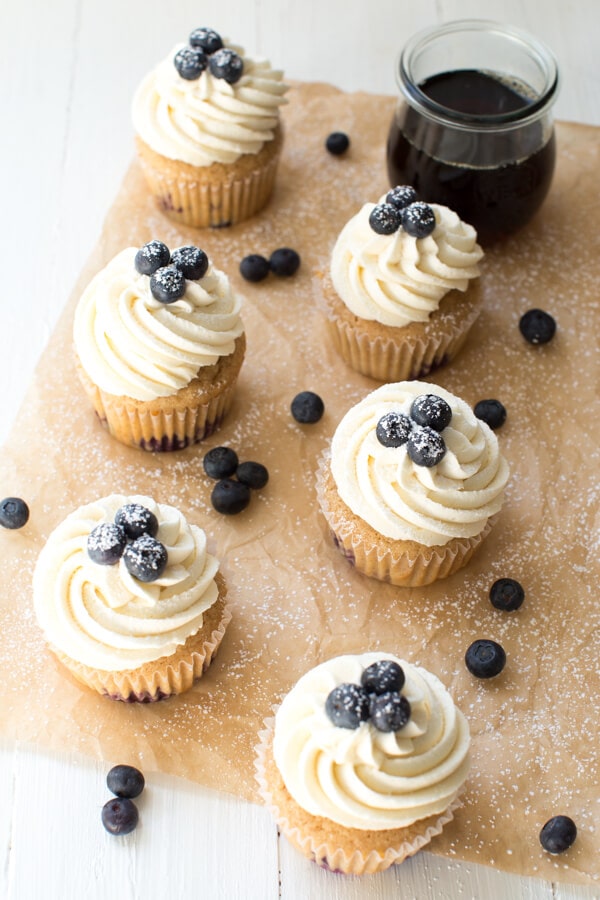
[319,187,483,380]
[73,240,245,450]
[256,652,470,874]
[132,27,288,227]
[33,494,231,701]
[316,381,509,586]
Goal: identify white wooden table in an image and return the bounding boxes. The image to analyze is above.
[1,2,598,898]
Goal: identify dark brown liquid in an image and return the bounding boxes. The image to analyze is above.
[387,69,556,243]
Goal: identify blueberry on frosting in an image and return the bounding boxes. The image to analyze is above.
[386,185,417,210]
[407,426,446,467]
[87,523,127,566]
[208,47,244,84]
[368,189,436,239]
[325,683,370,730]
[401,201,436,238]
[174,46,208,81]
[171,246,209,281]
[188,27,223,55]
[150,265,187,304]
[122,534,168,583]
[115,503,159,541]
[410,394,452,432]
[134,240,170,276]
[369,692,411,733]
[375,411,412,447]
[326,659,411,733]
[368,202,402,235]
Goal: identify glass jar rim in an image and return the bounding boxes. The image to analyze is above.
[397,19,559,131]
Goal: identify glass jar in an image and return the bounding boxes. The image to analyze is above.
[386,20,559,243]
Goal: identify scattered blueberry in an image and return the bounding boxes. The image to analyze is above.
[203,446,239,479]
[269,247,301,277]
[101,797,139,836]
[174,46,207,80]
[122,534,168,582]
[150,265,187,304]
[87,523,127,566]
[107,764,145,799]
[361,660,405,695]
[209,47,243,84]
[134,240,171,276]
[325,132,350,155]
[115,504,159,541]
[291,391,324,424]
[211,479,251,515]
[465,639,506,678]
[401,201,436,238]
[539,815,577,854]
[171,246,209,280]
[407,426,446,467]
[189,27,223,55]
[519,308,556,345]
[489,577,525,612]
[474,399,507,430]
[369,691,411,732]
[386,185,418,210]
[325,683,370,729]
[375,412,412,447]
[0,496,29,529]
[240,254,270,283]
[369,202,402,235]
[236,461,269,490]
[410,394,452,432]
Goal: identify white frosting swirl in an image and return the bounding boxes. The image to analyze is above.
[132,41,288,166]
[330,381,509,547]
[33,495,220,671]
[73,248,244,401]
[273,653,470,830]
[331,200,483,327]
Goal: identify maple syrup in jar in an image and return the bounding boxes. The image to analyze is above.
[386,21,559,243]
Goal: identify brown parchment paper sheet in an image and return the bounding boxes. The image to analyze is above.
[0,83,598,885]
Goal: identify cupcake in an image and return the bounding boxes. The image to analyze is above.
[316,381,509,586]
[256,652,470,874]
[132,27,288,228]
[73,240,245,451]
[33,494,231,701]
[318,188,483,381]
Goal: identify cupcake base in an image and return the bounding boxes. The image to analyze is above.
[255,717,461,875]
[49,574,231,701]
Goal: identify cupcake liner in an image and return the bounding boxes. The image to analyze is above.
[255,716,462,875]
[316,451,493,587]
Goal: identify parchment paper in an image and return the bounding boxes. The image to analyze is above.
[0,83,598,885]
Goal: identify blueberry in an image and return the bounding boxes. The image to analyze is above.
[269,247,300,277]
[171,246,209,280]
[325,683,370,729]
[401,201,436,238]
[369,202,402,235]
[174,46,207,81]
[519,308,556,345]
[474,399,507,430]
[325,132,350,155]
[407,426,446,467]
[386,185,418,210]
[236,461,269,490]
[123,534,168,582]
[539,815,577,854]
[0,497,29,529]
[150,265,187,304]
[291,391,324,424]
[101,797,139,836]
[375,411,412,447]
[87,523,127,566]
[489,577,525,612]
[107,764,145,799]
[189,27,223,55]
[240,254,270,283]
[211,479,251,515]
[361,659,405,695]
[134,240,171,276]
[114,503,159,540]
[203,446,239,479]
[410,394,452,432]
[369,691,411,732]
[465,639,506,678]
[208,47,243,84]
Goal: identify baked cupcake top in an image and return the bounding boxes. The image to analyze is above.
[330,381,509,547]
[273,652,470,830]
[33,494,221,671]
[132,27,288,167]
[330,191,483,328]
[73,242,244,401]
